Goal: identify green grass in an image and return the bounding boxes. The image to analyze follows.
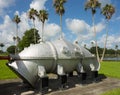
[99,61,120,95]
[0,59,120,79]
[99,61,120,79]
[101,88,120,95]
[0,60,17,79]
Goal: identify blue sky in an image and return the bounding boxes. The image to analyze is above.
[0,0,120,51]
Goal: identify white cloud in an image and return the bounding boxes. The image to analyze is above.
[66,18,93,43]
[98,34,120,48]
[65,18,115,49]
[0,15,15,50]
[79,34,120,49]
[107,36,116,47]
[0,0,15,16]
[44,23,60,40]
[0,12,31,51]
[66,18,105,44]
[0,0,15,8]
[35,21,61,41]
[19,12,31,37]
[91,22,106,33]
[66,18,90,34]
[30,0,47,11]
[14,11,19,15]
[110,38,119,47]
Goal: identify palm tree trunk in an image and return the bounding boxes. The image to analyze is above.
[41,22,44,42]
[92,14,100,62]
[33,19,36,44]
[100,20,109,61]
[60,14,63,39]
[15,24,18,54]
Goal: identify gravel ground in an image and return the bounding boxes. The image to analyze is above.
[0,74,120,95]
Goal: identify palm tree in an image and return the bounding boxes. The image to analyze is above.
[37,10,48,42]
[13,15,21,54]
[13,36,16,44]
[115,45,118,60]
[13,36,16,45]
[115,45,118,50]
[84,44,87,49]
[0,43,5,52]
[100,4,115,61]
[53,0,66,39]
[13,36,16,53]
[91,40,95,47]
[28,8,38,44]
[85,0,101,62]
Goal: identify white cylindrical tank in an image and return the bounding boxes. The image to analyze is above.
[7,38,100,87]
[8,41,57,87]
[74,44,100,72]
[51,39,83,73]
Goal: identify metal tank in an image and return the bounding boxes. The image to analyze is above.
[0,38,100,91]
[74,43,100,72]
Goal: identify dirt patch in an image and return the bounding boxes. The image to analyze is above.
[0,75,120,95]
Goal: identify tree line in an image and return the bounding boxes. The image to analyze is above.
[6,39,120,58]
[88,46,119,57]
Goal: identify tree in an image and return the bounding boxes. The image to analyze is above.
[91,40,95,47]
[28,8,38,43]
[18,28,40,52]
[115,45,118,50]
[84,44,87,49]
[13,15,21,54]
[89,46,103,55]
[13,36,16,44]
[89,46,96,55]
[53,0,66,38]
[37,10,48,42]
[115,45,118,59]
[85,0,101,62]
[13,36,16,53]
[100,4,115,61]
[0,43,5,52]
[7,45,16,54]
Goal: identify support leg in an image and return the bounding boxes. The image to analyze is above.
[92,71,99,82]
[94,71,98,78]
[81,73,87,84]
[81,73,87,80]
[38,76,49,94]
[37,65,48,94]
[68,72,73,77]
[58,75,67,90]
[92,71,98,78]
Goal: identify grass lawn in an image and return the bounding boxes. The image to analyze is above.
[99,61,120,95]
[99,61,120,79]
[0,60,120,79]
[0,60,17,79]
[101,88,120,95]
